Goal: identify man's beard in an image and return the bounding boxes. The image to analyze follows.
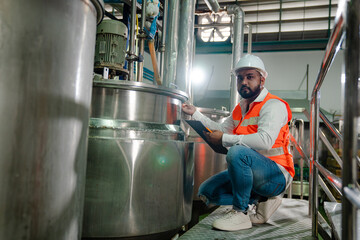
[238,84,261,99]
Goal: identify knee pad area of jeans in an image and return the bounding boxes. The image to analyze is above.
[226,145,252,165]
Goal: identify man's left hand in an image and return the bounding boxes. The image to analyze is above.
[204,130,223,146]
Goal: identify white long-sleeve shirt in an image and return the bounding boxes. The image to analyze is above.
[192,88,293,188]
[192,88,288,150]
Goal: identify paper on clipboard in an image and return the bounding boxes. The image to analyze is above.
[186,120,228,154]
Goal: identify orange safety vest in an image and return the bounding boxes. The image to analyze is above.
[232,92,295,177]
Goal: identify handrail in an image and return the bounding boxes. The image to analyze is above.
[313,161,342,195]
[344,187,360,209]
[291,119,305,199]
[309,1,348,237]
[319,177,338,203]
[342,0,360,238]
[319,130,343,168]
[311,1,346,98]
[308,0,360,239]
[290,133,338,202]
[319,110,343,142]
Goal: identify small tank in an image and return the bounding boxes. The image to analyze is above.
[82,80,194,238]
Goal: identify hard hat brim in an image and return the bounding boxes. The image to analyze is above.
[232,66,268,79]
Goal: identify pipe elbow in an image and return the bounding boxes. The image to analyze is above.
[226,5,244,18]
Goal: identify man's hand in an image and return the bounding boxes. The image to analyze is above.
[182,103,196,115]
[204,130,223,146]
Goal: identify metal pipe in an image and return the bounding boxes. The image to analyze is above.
[136,0,147,82]
[163,0,180,88]
[314,161,342,196]
[319,129,343,168]
[288,121,296,199]
[306,64,309,100]
[289,132,338,203]
[344,187,360,209]
[342,0,359,239]
[204,0,220,13]
[290,134,309,166]
[319,110,343,142]
[246,23,253,54]
[310,91,320,237]
[311,0,346,98]
[293,119,305,199]
[298,119,304,199]
[176,0,196,100]
[127,0,137,81]
[319,175,338,202]
[227,5,244,111]
[159,0,168,82]
[290,131,341,210]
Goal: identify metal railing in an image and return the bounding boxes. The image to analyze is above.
[306,0,359,239]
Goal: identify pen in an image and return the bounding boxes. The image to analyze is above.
[206,127,213,133]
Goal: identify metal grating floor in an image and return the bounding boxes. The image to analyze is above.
[324,201,360,240]
[179,198,313,240]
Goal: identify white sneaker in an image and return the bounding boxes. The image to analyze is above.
[212,209,252,231]
[249,196,282,224]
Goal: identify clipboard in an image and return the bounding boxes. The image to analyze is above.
[186,120,228,154]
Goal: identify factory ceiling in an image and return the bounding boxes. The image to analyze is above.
[105,0,338,52]
[195,0,338,52]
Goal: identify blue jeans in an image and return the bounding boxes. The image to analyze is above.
[198,145,286,212]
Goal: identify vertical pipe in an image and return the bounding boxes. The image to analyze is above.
[310,92,320,237]
[342,0,359,239]
[136,0,146,82]
[176,0,196,100]
[159,0,168,82]
[163,0,180,88]
[279,0,282,41]
[298,119,304,200]
[328,0,332,37]
[306,64,309,100]
[127,0,137,81]
[246,23,253,54]
[227,5,244,111]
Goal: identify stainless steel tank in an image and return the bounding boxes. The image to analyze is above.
[0,1,104,239]
[188,108,230,200]
[82,80,194,238]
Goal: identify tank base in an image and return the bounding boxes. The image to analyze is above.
[82,228,181,240]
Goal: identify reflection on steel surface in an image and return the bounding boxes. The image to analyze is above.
[83,81,194,237]
[0,0,103,239]
[188,108,230,200]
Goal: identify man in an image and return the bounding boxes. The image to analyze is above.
[182,54,294,231]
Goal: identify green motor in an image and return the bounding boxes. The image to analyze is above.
[94,19,128,77]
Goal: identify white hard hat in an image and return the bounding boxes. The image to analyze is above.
[233,54,268,78]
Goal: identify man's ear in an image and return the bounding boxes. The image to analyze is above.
[260,76,265,87]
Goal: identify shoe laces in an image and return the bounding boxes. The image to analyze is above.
[223,209,242,219]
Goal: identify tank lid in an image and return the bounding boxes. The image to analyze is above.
[90,0,105,25]
[93,79,189,102]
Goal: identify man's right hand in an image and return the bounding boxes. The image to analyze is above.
[182,103,196,116]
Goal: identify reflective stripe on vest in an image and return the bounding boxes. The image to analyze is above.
[257,147,284,157]
[240,117,259,126]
